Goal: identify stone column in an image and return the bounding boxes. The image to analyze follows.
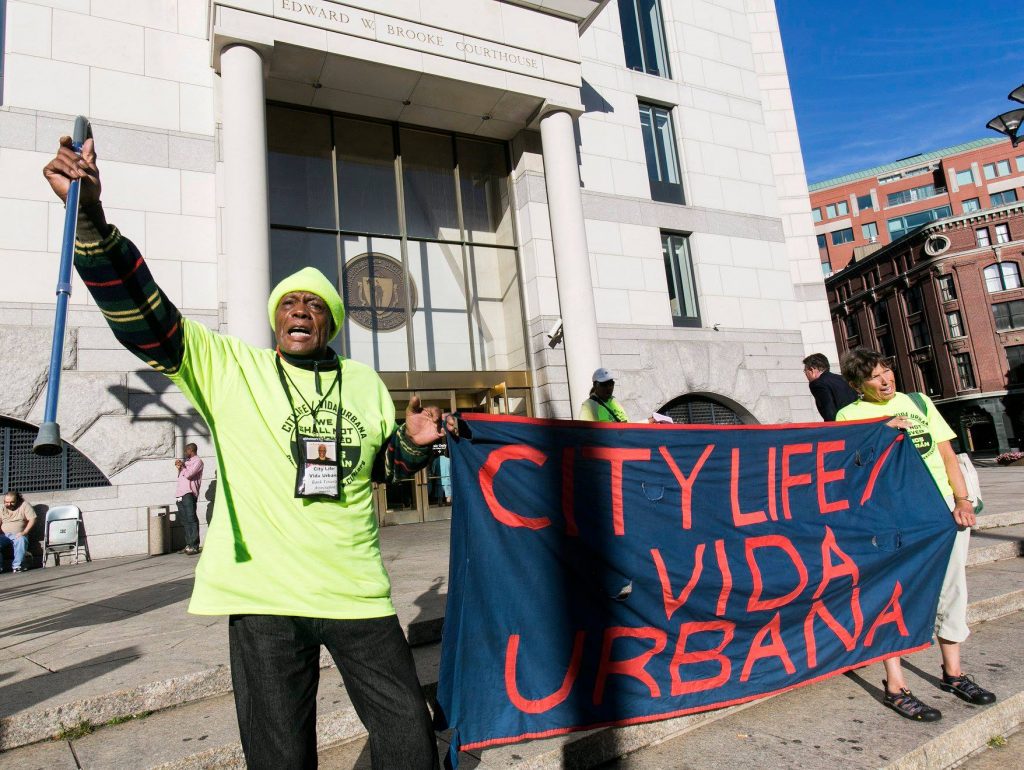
[540,109,601,413]
[220,44,272,347]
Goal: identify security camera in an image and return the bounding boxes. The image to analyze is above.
[546,319,563,348]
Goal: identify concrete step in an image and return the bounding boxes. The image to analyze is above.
[967,524,1024,567]
[600,603,1024,770]
[7,557,1019,770]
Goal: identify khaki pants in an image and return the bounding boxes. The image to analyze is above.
[934,498,971,643]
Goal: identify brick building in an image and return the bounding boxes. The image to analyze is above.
[810,136,1024,276]
[826,201,1024,454]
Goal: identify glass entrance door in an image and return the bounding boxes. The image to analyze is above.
[373,386,532,526]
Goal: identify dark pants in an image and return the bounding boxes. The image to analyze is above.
[228,614,438,770]
[176,493,199,549]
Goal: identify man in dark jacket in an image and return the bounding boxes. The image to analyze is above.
[803,353,857,421]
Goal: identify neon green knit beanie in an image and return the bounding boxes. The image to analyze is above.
[267,267,345,342]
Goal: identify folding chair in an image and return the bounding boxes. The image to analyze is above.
[43,505,91,566]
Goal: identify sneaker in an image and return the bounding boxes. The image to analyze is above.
[883,680,942,722]
[13,566,28,573]
[941,668,996,705]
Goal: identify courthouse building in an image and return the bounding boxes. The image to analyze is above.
[0,0,834,555]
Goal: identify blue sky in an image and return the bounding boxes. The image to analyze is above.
[776,0,1024,184]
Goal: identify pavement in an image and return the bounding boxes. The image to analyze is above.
[0,466,1021,767]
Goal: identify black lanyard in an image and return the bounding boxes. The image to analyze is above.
[590,395,624,422]
[275,356,342,465]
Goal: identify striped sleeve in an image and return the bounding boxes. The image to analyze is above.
[371,428,433,483]
[74,225,185,374]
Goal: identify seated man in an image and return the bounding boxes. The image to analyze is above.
[1,491,36,573]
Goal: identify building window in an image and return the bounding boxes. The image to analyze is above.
[877,331,895,357]
[1017,156,1024,173]
[660,394,745,425]
[662,232,700,327]
[816,233,827,250]
[639,103,684,204]
[812,207,822,223]
[861,221,878,241]
[843,314,859,343]
[996,223,1012,244]
[993,299,1024,330]
[904,283,924,315]
[1,418,110,493]
[991,189,1018,207]
[857,193,873,211]
[887,205,952,240]
[955,169,975,187]
[879,173,901,185]
[952,353,975,389]
[1007,345,1024,385]
[821,260,833,277]
[872,301,889,327]
[831,227,854,245]
[962,197,981,213]
[267,106,523,373]
[909,320,930,349]
[918,359,941,397]
[976,227,991,247]
[985,262,1022,292]
[825,201,849,219]
[946,310,964,338]
[984,160,1012,179]
[886,183,944,207]
[618,0,670,77]
[938,274,957,301]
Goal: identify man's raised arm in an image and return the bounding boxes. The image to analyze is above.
[43,137,185,374]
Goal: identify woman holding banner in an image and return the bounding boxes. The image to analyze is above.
[836,348,995,721]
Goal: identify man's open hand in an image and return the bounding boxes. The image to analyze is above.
[404,395,447,447]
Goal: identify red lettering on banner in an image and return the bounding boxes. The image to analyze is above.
[740,612,796,681]
[562,447,578,536]
[479,445,551,530]
[803,587,864,668]
[659,444,714,530]
[767,446,778,521]
[581,447,651,535]
[781,443,813,520]
[746,535,809,612]
[864,581,909,645]
[593,627,668,704]
[730,447,768,527]
[816,440,849,514]
[651,545,705,622]
[813,526,860,599]
[505,631,585,713]
[714,539,733,616]
[670,620,735,695]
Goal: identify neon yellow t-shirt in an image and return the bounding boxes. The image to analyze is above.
[169,319,397,619]
[836,392,956,497]
[579,396,629,422]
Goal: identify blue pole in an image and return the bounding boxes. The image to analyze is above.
[34,116,90,456]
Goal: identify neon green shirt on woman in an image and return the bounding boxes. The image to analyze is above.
[170,319,399,619]
[836,392,956,497]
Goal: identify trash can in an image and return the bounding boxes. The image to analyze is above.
[148,505,171,556]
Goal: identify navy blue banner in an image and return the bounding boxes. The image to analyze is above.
[436,414,956,758]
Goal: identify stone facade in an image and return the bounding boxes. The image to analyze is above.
[1,0,832,557]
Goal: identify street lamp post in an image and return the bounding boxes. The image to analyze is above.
[987,84,1024,146]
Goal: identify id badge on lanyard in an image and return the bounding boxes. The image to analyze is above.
[277,358,343,500]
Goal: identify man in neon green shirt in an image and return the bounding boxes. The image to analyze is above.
[579,367,630,422]
[45,136,442,769]
[836,348,994,723]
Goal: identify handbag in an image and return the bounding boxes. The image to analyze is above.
[907,392,983,513]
